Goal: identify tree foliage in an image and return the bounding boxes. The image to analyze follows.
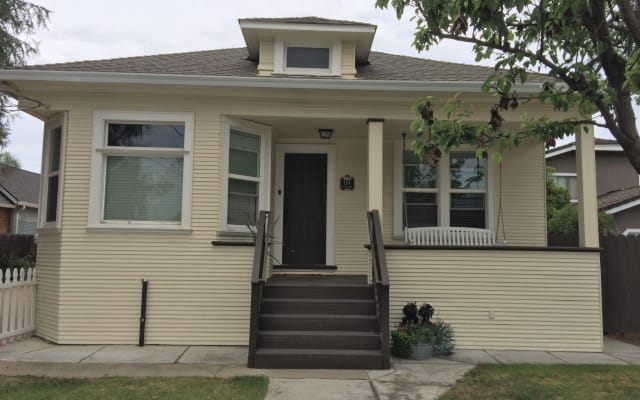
[0,0,49,146]
[546,168,615,236]
[376,0,640,173]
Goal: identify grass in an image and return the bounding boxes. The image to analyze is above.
[0,375,269,400]
[441,364,640,400]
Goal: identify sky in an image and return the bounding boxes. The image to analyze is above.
[6,0,613,172]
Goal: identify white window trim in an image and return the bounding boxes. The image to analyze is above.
[88,111,194,231]
[38,112,67,231]
[273,37,342,76]
[220,118,271,233]
[623,228,640,236]
[393,141,495,238]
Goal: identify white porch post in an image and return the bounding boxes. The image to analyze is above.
[576,124,599,247]
[367,119,384,216]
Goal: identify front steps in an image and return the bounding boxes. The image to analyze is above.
[254,275,386,369]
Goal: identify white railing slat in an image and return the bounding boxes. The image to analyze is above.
[405,227,496,247]
[0,267,37,342]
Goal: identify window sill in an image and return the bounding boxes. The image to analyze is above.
[87,225,192,234]
[216,230,253,238]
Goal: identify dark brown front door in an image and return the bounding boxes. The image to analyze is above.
[282,153,327,265]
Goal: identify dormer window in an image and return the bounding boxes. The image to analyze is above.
[274,39,342,76]
[286,47,330,69]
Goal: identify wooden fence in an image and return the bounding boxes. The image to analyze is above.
[0,268,37,343]
[601,235,640,334]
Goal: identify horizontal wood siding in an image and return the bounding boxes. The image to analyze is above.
[386,249,602,351]
[34,233,61,341]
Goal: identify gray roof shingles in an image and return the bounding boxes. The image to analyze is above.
[22,47,547,83]
[0,166,40,206]
[598,186,640,211]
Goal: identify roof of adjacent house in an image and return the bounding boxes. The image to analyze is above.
[238,17,376,27]
[598,186,640,211]
[546,138,620,158]
[22,47,548,83]
[0,166,40,207]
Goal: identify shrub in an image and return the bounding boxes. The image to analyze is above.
[433,320,456,355]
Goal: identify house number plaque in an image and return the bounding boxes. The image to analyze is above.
[340,175,355,191]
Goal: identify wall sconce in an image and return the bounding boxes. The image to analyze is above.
[318,128,333,139]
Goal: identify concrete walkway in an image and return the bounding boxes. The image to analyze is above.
[1,337,639,400]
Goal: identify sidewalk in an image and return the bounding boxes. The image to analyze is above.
[1,337,639,400]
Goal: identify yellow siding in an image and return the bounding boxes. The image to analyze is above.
[496,141,547,245]
[341,42,357,79]
[386,249,602,351]
[258,39,275,76]
[34,232,61,342]
[28,87,554,345]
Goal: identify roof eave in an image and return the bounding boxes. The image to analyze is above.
[0,69,544,93]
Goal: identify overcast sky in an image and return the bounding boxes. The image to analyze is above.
[7,0,610,172]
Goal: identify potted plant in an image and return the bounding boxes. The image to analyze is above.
[391,302,436,359]
[391,302,456,359]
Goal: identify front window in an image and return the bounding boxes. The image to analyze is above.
[89,112,194,230]
[274,39,341,76]
[286,47,330,69]
[222,119,271,231]
[394,143,492,237]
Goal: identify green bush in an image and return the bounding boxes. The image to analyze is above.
[391,323,435,358]
[433,320,456,355]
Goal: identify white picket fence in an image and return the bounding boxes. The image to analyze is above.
[0,268,36,343]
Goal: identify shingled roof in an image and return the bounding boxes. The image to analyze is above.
[0,166,40,207]
[598,186,640,211]
[239,17,375,27]
[23,47,547,83]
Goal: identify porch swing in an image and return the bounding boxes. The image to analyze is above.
[401,132,500,247]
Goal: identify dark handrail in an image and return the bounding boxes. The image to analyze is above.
[248,210,269,367]
[367,209,390,369]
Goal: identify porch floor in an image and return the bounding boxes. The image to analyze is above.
[266,274,367,286]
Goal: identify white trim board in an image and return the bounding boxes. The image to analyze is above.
[623,228,640,236]
[545,143,622,158]
[273,144,336,267]
[605,198,640,215]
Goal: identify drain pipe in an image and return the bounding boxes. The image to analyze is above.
[139,279,148,346]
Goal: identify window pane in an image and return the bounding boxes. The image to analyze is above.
[229,131,260,177]
[104,157,183,222]
[404,192,437,227]
[450,193,485,228]
[107,123,184,148]
[404,165,437,189]
[553,175,578,199]
[227,179,258,225]
[46,175,58,222]
[49,127,62,172]
[450,152,485,190]
[286,47,330,69]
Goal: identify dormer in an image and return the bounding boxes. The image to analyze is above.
[239,17,377,79]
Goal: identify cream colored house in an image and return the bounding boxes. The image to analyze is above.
[0,17,603,369]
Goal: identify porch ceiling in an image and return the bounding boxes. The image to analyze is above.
[240,116,413,140]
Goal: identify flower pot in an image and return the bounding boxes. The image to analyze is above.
[409,340,434,360]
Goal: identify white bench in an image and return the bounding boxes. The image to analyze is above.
[405,227,496,246]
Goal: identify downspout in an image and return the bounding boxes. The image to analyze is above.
[14,205,26,234]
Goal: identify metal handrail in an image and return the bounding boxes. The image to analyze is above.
[367,209,390,369]
[248,210,269,367]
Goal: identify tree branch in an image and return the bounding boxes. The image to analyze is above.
[616,0,640,46]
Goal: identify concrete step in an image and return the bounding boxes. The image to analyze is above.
[260,298,376,315]
[254,348,385,369]
[258,330,381,350]
[259,314,379,332]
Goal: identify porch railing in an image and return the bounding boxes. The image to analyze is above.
[247,210,269,368]
[1,267,36,343]
[367,210,390,369]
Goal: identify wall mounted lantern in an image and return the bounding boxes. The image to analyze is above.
[318,128,334,139]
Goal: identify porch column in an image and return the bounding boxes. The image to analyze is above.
[576,124,599,247]
[367,119,384,216]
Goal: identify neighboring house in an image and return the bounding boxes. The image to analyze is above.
[0,165,40,235]
[546,139,640,235]
[0,17,604,368]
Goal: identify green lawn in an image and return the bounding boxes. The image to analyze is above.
[0,376,268,400]
[441,364,640,400]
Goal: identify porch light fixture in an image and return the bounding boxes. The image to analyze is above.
[318,128,333,139]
